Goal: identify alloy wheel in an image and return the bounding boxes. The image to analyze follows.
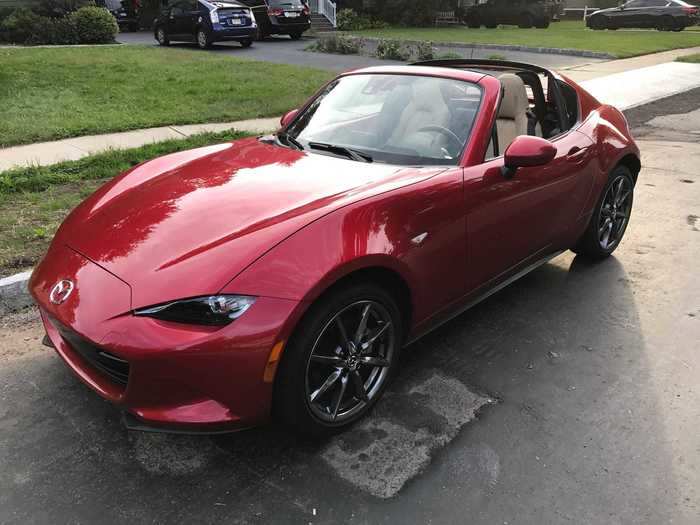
[598,175,632,250]
[305,300,395,424]
[197,30,208,48]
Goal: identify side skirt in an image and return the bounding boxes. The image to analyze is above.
[405,249,565,345]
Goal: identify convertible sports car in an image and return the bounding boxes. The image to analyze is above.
[30,60,640,436]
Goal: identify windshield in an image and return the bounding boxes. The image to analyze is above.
[285,74,482,166]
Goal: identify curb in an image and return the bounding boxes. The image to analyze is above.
[0,270,33,315]
[317,33,615,59]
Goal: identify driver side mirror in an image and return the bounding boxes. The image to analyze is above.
[502,135,557,179]
[280,109,299,128]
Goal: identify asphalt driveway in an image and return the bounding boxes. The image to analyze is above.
[116,31,604,71]
[1,93,698,524]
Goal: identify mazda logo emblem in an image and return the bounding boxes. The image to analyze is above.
[49,280,74,305]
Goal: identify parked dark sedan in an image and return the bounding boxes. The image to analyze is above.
[99,0,140,31]
[238,0,311,39]
[154,0,257,49]
[587,0,699,31]
[465,0,557,29]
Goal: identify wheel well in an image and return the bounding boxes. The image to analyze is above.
[316,267,413,338]
[618,154,641,184]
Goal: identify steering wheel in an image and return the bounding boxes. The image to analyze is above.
[416,126,464,156]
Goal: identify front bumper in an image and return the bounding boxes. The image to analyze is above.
[31,244,301,433]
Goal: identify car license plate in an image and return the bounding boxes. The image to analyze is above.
[229,18,243,25]
[119,13,127,17]
[285,11,299,17]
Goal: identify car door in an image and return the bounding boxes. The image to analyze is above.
[461,76,595,291]
[618,0,644,26]
[169,0,198,38]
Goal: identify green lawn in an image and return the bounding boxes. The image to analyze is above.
[0,46,332,147]
[348,21,700,59]
[677,53,700,62]
[0,129,250,276]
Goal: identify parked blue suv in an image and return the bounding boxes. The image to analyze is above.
[154,0,257,49]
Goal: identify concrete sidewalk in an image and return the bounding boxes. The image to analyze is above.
[0,117,279,172]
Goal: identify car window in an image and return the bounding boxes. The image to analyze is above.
[286,74,483,166]
[624,0,644,7]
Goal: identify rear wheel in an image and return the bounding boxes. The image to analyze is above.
[535,16,550,28]
[156,26,169,46]
[657,15,675,31]
[289,31,303,40]
[197,27,212,49]
[589,16,607,30]
[273,283,403,437]
[240,38,253,48]
[518,12,534,28]
[572,165,635,259]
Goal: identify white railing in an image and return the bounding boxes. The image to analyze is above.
[308,0,337,28]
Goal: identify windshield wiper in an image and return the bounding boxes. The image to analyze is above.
[308,142,373,163]
[277,132,304,151]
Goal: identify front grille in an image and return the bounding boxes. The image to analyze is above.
[52,319,130,386]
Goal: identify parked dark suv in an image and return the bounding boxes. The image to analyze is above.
[238,0,311,40]
[464,0,556,28]
[154,0,257,49]
[587,0,699,31]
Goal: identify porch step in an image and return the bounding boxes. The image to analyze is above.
[310,13,335,32]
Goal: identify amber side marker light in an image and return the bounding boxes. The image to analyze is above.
[263,340,285,383]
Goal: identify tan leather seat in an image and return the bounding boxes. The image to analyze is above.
[388,79,451,155]
[496,74,529,154]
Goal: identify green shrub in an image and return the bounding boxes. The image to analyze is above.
[29,15,79,44]
[375,39,410,60]
[311,34,364,54]
[378,0,440,26]
[414,40,434,61]
[336,8,388,31]
[70,5,118,44]
[0,7,37,44]
[36,0,96,18]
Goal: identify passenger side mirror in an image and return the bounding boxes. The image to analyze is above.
[280,109,299,128]
[502,136,557,179]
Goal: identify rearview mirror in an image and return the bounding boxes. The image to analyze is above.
[280,109,299,128]
[502,136,557,178]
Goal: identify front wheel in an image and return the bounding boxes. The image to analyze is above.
[240,38,253,48]
[572,165,635,259]
[289,31,303,40]
[466,14,480,28]
[155,26,169,46]
[535,17,550,29]
[273,283,404,437]
[197,27,212,49]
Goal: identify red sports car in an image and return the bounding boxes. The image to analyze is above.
[30,60,640,436]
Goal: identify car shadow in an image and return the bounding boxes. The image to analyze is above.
[0,252,680,522]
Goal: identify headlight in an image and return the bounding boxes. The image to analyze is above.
[134,295,256,326]
[210,9,219,24]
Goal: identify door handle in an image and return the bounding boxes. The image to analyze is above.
[566,146,589,162]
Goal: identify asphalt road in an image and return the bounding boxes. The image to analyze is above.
[1,92,698,523]
[116,31,603,71]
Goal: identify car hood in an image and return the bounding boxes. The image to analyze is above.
[57,137,445,309]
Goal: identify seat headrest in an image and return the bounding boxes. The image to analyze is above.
[498,73,528,120]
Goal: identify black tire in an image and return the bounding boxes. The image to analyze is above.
[672,26,684,32]
[466,14,480,28]
[155,26,169,46]
[273,282,404,438]
[240,38,253,48]
[657,15,675,31]
[289,31,303,40]
[572,165,635,259]
[255,27,266,41]
[485,22,498,28]
[196,27,212,49]
[129,22,140,32]
[535,17,550,29]
[518,12,534,28]
[589,16,607,30]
